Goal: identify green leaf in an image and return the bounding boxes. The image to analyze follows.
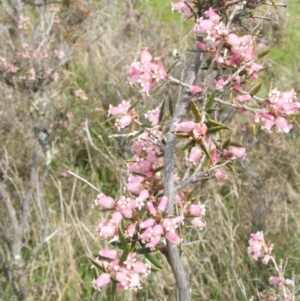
[159,99,165,122]
[270,0,278,9]
[145,252,163,270]
[127,100,139,112]
[227,141,245,148]
[185,190,198,203]
[109,282,117,301]
[206,119,229,128]
[89,258,106,273]
[168,93,173,116]
[136,247,153,255]
[222,139,231,150]
[206,90,216,110]
[200,144,211,160]
[169,81,180,86]
[250,82,262,96]
[142,122,152,128]
[140,103,154,116]
[180,140,196,151]
[207,126,228,134]
[226,163,238,177]
[206,119,230,134]
[120,245,130,265]
[153,165,164,174]
[191,100,202,122]
[131,129,144,139]
[174,132,191,138]
[166,60,180,74]
[118,227,128,249]
[257,49,271,59]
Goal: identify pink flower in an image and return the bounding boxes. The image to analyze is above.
[165,231,181,244]
[128,49,167,95]
[96,221,116,237]
[247,231,274,264]
[237,94,251,102]
[171,2,193,19]
[189,85,202,94]
[145,108,160,126]
[195,41,209,51]
[92,273,111,291]
[158,196,168,212]
[186,204,206,216]
[214,169,227,180]
[191,217,206,230]
[223,147,246,159]
[146,202,157,216]
[108,101,131,116]
[99,249,118,260]
[125,223,137,237]
[95,194,115,209]
[175,121,196,132]
[140,218,156,229]
[188,146,203,164]
[127,175,144,195]
[194,18,214,34]
[192,123,207,139]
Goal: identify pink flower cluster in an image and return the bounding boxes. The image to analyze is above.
[194,8,263,80]
[248,231,274,264]
[269,276,294,289]
[255,88,299,133]
[175,120,246,178]
[171,2,193,20]
[175,121,208,142]
[128,48,167,94]
[0,40,66,90]
[248,233,293,300]
[93,102,207,291]
[108,100,138,130]
[93,252,150,291]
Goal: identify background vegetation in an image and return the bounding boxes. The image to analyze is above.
[0,0,299,300]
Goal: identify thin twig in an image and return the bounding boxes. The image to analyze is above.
[67,170,100,192]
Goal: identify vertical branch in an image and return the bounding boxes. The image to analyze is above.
[164,52,202,301]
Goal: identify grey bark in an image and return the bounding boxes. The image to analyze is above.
[164,52,202,301]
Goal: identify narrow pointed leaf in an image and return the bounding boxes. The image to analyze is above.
[206,119,230,129]
[257,49,271,58]
[120,245,130,264]
[174,132,191,138]
[127,100,140,112]
[145,252,163,270]
[136,247,153,255]
[118,227,128,249]
[191,100,202,122]
[166,60,180,74]
[168,93,173,116]
[206,90,216,110]
[227,141,245,148]
[159,99,165,122]
[142,122,152,128]
[153,165,164,173]
[207,126,229,134]
[250,82,262,96]
[200,144,211,160]
[222,139,231,150]
[180,140,196,151]
[140,103,154,116]
[109,282,117,301]
[89,258,106,273]
[227,163,237,176]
